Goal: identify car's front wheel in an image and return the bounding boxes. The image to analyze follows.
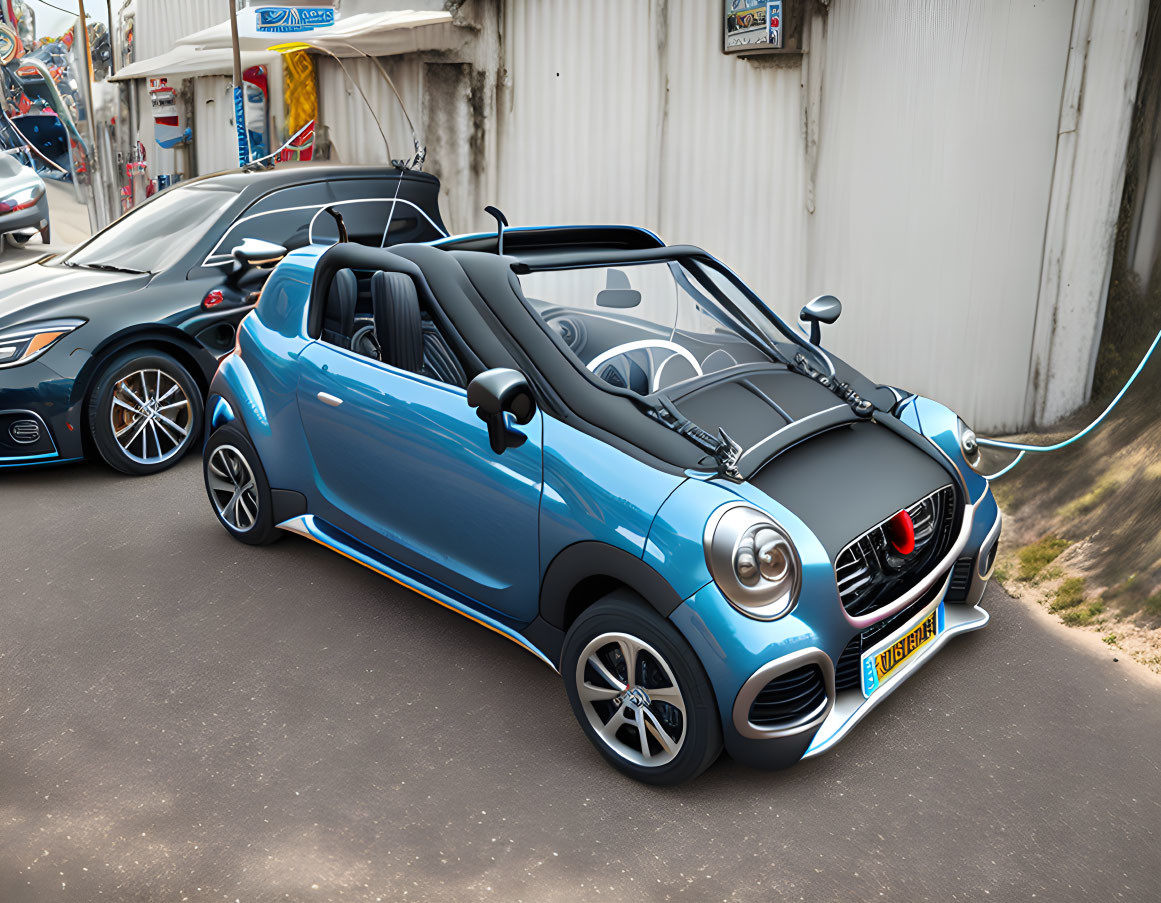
[203,426,280,546]
[562,591,723,784]
[88,350,203,475]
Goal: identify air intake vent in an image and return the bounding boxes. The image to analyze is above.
[834,485,959,618]
[748,664,828,729]
[946,557,975,602]
[9,419,40,444]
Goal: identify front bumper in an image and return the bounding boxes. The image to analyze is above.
[804,597,988,758]
[669,494,1000,770]
[0,358,85,467]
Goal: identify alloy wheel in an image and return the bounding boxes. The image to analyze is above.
[206,445,260,532]
[574,631,688,767]
[108,368,192,465]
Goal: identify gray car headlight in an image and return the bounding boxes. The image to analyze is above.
[0,318,85,368]
[957,418,983,472]
[705,504,801,620]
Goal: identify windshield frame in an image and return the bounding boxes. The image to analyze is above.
[512,246,835,392]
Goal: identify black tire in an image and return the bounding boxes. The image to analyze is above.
[562,590,723,785]
[203,425,281,546]
[87,349,204,475]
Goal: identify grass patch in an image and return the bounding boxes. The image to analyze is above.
[1103,634,1118,645]
[1049,577,1086,612]
[1061,600,1105,626]
[1017,536,1071,581]
[1145,593,1161,617]
[989,481,1015,510]
[1057,476,1120,520]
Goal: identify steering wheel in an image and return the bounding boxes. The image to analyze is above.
[586,340,703,393]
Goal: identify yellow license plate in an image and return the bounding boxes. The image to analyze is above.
[861,604,942,696]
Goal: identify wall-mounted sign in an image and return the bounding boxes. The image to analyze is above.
[148,78,192,149]
[723,0,791,55]
[255,6,335,34]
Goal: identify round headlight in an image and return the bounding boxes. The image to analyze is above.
[958,418,983,472]
[705,505,801,620]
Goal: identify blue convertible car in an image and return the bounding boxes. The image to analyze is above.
[203,223,1001,783]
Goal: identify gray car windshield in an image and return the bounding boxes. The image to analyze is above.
[62,186,234,274]
[519,260,781,396]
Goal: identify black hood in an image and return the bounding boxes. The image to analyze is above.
[0,261,150,330]
[667,366,954,557]
[746,419,952,558]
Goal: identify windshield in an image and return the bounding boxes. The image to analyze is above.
[62,186,234,274]
[519,260,781,395]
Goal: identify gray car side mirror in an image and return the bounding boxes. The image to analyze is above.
[800,294,842,346]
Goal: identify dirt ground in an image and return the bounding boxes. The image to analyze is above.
[983,359,1161,674]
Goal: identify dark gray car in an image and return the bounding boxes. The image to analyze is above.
[0,163,446,475]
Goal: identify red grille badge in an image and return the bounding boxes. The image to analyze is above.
[886,509,915,556]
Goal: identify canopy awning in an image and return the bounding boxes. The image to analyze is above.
[108,46,278,82]
[175,9,457,58]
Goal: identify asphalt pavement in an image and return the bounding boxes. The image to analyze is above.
[1,456,1159,902]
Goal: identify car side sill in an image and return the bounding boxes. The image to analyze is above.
[277,514,559,672]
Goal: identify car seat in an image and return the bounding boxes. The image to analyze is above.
[321,268,358,349]
[371,270,425,373]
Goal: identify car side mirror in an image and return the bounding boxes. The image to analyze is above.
[231,238,287,274]
[467,368,537,454]
[799,294,842,346]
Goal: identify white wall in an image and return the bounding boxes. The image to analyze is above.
[1026,0,1149,425]
[805,0,1075,431]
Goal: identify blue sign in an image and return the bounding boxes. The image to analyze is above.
[234,85,250,166]
[767,1,782,49]
[255,6,335,34]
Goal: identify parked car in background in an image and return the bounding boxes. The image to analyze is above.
[202,223,1002,784]
[0,149,48,248]
[0,163,446,474]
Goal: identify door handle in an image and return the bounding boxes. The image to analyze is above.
[317,391,343,407]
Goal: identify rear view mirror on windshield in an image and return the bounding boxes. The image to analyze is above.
[596,269,641,308]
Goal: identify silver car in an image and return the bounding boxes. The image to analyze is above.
[0,152,50,248]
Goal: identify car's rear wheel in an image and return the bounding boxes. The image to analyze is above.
[562,591,722,784]
[203,426,280,546]
[88,350,203,475]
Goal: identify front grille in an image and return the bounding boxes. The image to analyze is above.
[834,583,945,691]
[835,485,958,618]
[946,557,975,601]
[748,664,828,728]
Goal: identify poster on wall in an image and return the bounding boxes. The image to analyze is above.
[243,65,269,159]
[723,0,783,54]
[148,78,191,149]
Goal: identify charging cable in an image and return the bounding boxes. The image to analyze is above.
[978,326,1161,479]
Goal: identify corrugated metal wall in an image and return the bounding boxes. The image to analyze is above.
[194,75,243,176]
[133,0,220,60]
[805,0,1075,430]
[318,56,423,167]
[494,0,1089,430]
